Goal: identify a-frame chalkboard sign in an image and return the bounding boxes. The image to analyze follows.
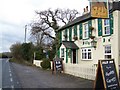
[94,59,120,90]
[52,57,64,74]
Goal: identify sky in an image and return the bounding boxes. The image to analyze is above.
[0,0,89,53]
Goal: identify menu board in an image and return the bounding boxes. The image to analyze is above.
[52,57,63,74]
[94,59,119,90]
[55,60,63,71]
[101,60,119,89]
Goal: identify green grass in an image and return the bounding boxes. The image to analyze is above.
[9,58,34,66]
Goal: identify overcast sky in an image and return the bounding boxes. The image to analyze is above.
[0,0,89,53]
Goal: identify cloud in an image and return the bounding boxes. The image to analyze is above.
[0,0,89,52]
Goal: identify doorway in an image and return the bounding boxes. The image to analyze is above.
[73,49,76,64]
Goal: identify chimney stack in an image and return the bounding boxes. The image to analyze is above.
[83,6,89,15]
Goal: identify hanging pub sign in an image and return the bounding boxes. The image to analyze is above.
[94,59,120,90]
[90,0,109,18]
[52,57,64,74]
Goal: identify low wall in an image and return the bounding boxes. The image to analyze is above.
[33,60,42,67]
[33,60,53,68]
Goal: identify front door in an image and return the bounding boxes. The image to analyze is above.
[73,49,76,64]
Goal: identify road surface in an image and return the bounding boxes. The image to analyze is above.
[1,58,94,89]
[1,58,21,89]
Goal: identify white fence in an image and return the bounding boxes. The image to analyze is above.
[33,60,97,80]
[63,63,97,80]
[33,60,42,67]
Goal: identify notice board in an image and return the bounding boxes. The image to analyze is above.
[94,59,119,90]
[52,57,63,74]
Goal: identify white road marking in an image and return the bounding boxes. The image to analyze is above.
[9,70,11,73]
[10,73,12,77]
[11,85,14,88]
[17,82,19,84]
[10,78,13,82]
[6,60,9,62]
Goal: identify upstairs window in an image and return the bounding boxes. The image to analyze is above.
[83,23,89,39]
[104,19,110,35]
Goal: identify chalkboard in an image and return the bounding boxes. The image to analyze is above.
[52,57,63,74]
[101,60,119,90]
[55,60,63,71]
[94,59,120,90]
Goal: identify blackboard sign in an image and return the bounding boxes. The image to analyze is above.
[52,57,63,74]
[94,59,120,90]
[55,60,63,71]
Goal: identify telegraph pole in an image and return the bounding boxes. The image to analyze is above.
[24,25,27,43]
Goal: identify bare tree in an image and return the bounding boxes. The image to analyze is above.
[30,8,80,52]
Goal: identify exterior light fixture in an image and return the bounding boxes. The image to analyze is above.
[91,40,97,49]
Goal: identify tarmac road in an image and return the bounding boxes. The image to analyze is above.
[11,62,94,89]
[2,58,21,89]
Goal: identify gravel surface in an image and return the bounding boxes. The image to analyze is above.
[11,62,94,88]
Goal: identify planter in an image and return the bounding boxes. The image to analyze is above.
[89,26,94,31]
[90,36,95,39]
[73,36,78,40]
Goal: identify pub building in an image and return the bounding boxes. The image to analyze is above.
[57,1,120,80]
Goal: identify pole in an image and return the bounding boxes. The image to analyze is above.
[34,52,36,60]
[25,25,27,43]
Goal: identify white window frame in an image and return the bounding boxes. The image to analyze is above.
[104,45,112,59]
[104,19,110,35]
[83,23,89,39]
[61,48,64,58]
[81,48,92,60]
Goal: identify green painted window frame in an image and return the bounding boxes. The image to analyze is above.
[109,14,113,34]
[88,20,92,37]
[69,27,72,41]
[98,18,102,36]
[74,25,77,36]
[79,23,83,39]
[59,31,62,43]
[64,29,68,41]
[66,49,68,63]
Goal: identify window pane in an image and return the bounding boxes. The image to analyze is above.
[84,23,89,38]
[105,55,111,59]
[104,19,110,35]
[88,52,91,59]
[61,48,64,57]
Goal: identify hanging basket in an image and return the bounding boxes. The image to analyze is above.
[89,26,95,30]
[90,36,95,39]
[73,36,78,40]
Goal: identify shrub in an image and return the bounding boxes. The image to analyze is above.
[41,58,51,69]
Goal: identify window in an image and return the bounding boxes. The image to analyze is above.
[84,23,89,39]
[105,45,112,59]
[61,48,64,57]
[63,30,67,41]
[82,48,92,60]
[104,19,110,35]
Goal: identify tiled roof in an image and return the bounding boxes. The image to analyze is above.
[62,41,79,49]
